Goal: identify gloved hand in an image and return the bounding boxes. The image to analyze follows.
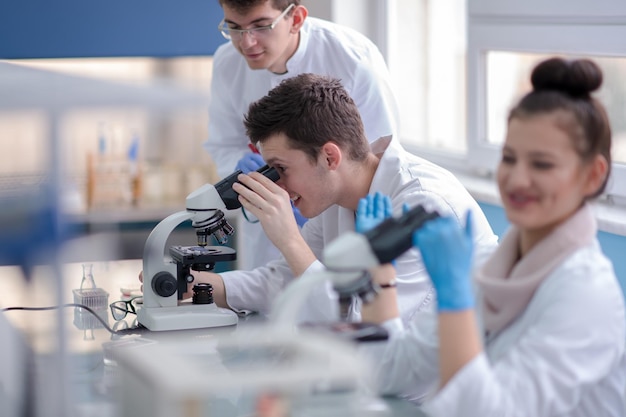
[292,204,308,227]
[412,211,475,312]
[235,152,265,174]
[356,192,393,234]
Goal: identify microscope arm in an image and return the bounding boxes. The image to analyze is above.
[142,210,194,308]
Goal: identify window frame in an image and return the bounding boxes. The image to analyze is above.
[467,18,626,199]
[335,0,626,201]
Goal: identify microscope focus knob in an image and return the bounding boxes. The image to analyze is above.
[152,272,177,297]
[192,283,214,305]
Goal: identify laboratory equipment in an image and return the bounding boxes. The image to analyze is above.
[73,264,109,312]
[138,164,279,331]
[271,205,439,326]
[72,264,110,339]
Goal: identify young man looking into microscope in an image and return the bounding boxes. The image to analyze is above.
[205,0,399,271]
[142,73,497,329]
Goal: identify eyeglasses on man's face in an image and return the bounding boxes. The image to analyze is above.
[218,3,295,41]
[109,296,142,321]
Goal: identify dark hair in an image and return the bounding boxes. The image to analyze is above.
[244,73,370,163]
[509,57,612,198]
[217,0,299,14]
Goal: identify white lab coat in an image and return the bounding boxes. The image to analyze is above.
[220,136,498,325]
[204,17,400,270]
[365,240,626,416]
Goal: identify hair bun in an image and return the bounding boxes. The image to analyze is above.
[530,57,603,98]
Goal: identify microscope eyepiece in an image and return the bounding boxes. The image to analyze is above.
[215,164,279,210]
[364,205,440,264]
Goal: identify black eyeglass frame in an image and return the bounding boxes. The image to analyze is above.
[109,296,142,321]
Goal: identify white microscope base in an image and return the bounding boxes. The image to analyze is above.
[138,303,238,331]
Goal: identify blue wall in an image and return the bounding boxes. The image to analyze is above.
[0,0,227,59]
[478,201,626,295]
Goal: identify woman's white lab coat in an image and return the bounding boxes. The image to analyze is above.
[366,240,626,416]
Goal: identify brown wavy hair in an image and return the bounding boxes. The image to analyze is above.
[244,73,370,164]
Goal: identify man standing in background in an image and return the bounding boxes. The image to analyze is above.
[204,0,399,270]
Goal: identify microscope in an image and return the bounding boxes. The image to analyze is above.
[270,204,440,327]
[138,165,279,331]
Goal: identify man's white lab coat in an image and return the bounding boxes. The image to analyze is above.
[220,136,499,325]
[204,17,399,270]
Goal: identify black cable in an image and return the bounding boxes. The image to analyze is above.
[2,303,146,335]
[241,206,260,223]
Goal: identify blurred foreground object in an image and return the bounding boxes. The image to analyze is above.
[114,328,388,417]
[0,58,213,416]
[271,205,439,327]
[0,185,66,279]
[0,310,32,417]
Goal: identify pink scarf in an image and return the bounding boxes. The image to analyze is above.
[475,204,597,336]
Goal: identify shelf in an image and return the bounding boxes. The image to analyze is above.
[0,60,211,110]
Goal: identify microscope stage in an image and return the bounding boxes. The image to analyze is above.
[169,245,236,265]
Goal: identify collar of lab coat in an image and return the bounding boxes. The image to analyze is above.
[284,17,310,73]
[368,135,400,191]
[476,204,597,336]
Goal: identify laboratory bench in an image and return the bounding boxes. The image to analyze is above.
[0,260,428,417]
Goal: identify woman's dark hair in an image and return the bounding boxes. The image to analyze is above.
[244,73,370,163]
[509,57,612,198]
[218,0,299,14]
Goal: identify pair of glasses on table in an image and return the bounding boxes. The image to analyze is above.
[109,296,143,321]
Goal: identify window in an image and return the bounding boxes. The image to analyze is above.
[386,0,626,201]
[485,52,626,161]
[387,0,467,156]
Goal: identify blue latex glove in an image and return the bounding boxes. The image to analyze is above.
[235,152,265,174]
[356,192,393,234]
[292,204,308,227]
[412,211,475,312]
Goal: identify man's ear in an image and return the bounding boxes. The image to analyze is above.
[290,5,308,33]
[320,142,342,170]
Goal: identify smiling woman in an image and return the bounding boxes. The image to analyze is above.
[497,56,611,249]
[498,111,609,248]
[359,56,625,417]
